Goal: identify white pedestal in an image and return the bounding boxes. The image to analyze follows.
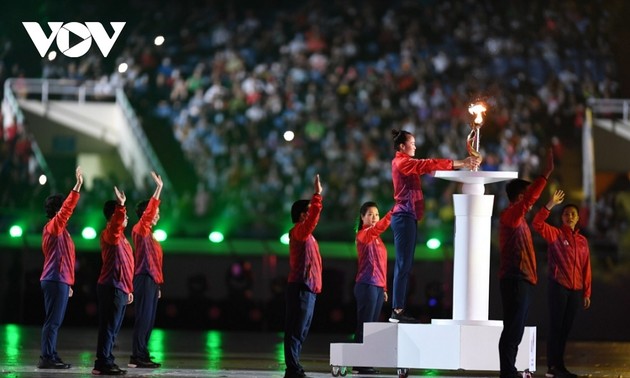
[330,322,536,371]
[433,170,518,322]
[329,171,532,373]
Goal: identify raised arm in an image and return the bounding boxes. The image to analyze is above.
[151,171,163,200]
[73,166,83,192]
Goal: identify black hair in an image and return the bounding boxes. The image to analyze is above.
[356,201,378,232]
[103,200,118,220]
[44,194,65,219]
[136,199,150,219]
[391,129,412,151]
[561,203,579,215]
[505,179,531,202]
[291,199,310,223]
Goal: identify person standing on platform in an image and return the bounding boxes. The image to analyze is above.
[532,189,591,378]
[352,201,392,375]
[389,129,480,323]
[38,166,83,370]
[284,174,323,378]
[498,149,554,378]
[93,187,134,376]
[129,172,164,369]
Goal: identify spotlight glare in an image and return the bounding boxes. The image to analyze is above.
[118,63,129,73]
[81,227,97,240]
[283,131,295,142]
[9,225,23,238]
[426,237,441,250]
[209,231,224,243]
[280,233,290,245]
[47,51,57,61]
[39,174,47,185]
[153,229,167,242]
[154,35,165,46]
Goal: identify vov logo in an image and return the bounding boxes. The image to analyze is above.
[22,22,126,58]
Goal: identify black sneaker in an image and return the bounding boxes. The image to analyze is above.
[388,310,418,323]
[353,366,380,374]
[38,356,71,369]
[559,367,578,378]
[546,366,576,378]
[92,364,127,375]
[128,356,161,368]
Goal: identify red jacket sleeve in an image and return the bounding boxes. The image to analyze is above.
[133,197,160,237]
[357,211,392,244]
[45,190,80,235]
[583,243,592,299]
[102,205,126,245]
[502,176,547,228]
[395,156,453,176]
[532,207,560,242]
[291,194,323,241]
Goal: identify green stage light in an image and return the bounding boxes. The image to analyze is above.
[9,225,23,238]
[280,233,289,245]
[426,237,441,250]
[81,227,97,240]
[209,231,224,243]
[153,229,167,242]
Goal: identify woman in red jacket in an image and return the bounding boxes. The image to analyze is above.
[353,201,392,375]
[389,129,480,323]
[38,167,82,369]
[532,189,591,378]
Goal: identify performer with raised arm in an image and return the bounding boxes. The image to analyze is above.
[38,167,83,370]
[129,172,164,369]
[93,187,134,376]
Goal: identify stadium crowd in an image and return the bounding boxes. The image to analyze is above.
[0,0,626,245]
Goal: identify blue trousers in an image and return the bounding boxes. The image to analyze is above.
[353,283,384,343]
[391,214,417,309]
[95,284,128,368]
[40,280,70,360]
[284,283,316,375]
[547,279,581,370]
[132,274,159,360]
[499,278,534,378]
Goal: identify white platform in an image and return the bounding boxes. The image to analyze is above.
[330,322,536,372]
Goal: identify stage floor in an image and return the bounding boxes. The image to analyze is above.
[0,325,628,377]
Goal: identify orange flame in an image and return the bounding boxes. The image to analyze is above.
[468,103,487,126]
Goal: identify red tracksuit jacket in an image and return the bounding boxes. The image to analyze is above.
[288,193,323,293]
[499,176,547,284]
[41,190,80,285]
[98,205,134,294]
[532,207,592,298]
[132,197,164,284]
[391,151,453,220]
[355,211,392,289]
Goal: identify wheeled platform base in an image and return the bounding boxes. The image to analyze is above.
[330,321,535,376]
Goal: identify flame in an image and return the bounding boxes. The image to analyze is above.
[468,103,487,126]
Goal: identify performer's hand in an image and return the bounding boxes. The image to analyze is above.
[314,174,322,195]
[584,297,591,309]
[152,171,163,189]
[127,293,134,304]
[69,287,73,298]
[114,186,126,206]
[74,166,83,192]
[384,291,388,303]
[550,190,565,207]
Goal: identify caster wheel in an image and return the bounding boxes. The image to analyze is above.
[521,369,532,378]
[340,366,348,376]
[331,366,340,377]
[397,368,409,378]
